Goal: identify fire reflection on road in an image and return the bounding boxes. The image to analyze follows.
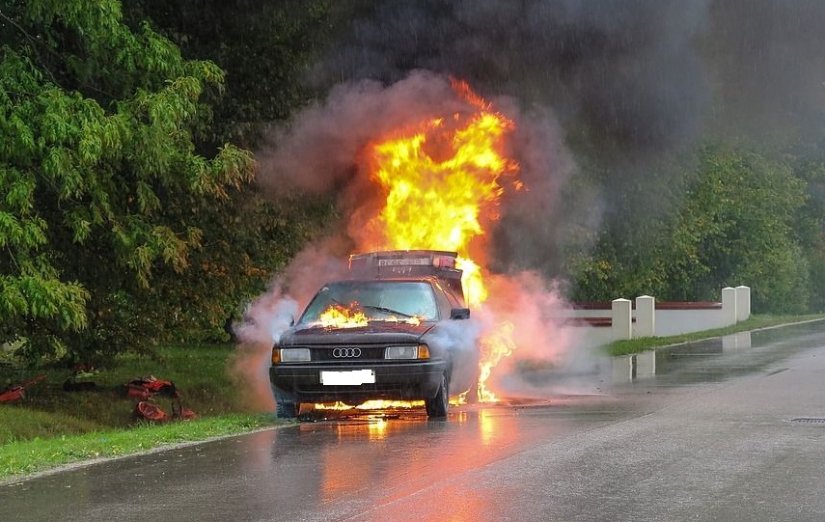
[366,416,389,440]
[320,439,372,502]
[299,415,430,502]
[284,404,540,509]
[479,408,502,446]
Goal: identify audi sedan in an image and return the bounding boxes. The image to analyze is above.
[269,259,475,419]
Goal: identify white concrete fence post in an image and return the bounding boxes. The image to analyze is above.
[721,287,737,326]
[735,286,751,321]
[612,298,632,340]
[635,295,656,338]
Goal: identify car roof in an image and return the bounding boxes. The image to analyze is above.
[320,277,466,307]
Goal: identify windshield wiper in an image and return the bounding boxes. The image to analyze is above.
[361,305,415,318]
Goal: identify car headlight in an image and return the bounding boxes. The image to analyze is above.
[276,348,311,363]
[385,344,430,360]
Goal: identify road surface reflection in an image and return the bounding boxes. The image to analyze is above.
[4,322,825,522]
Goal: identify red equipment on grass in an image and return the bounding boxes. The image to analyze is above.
[0,375,46,403]
[124,376,178,401]
[126,376,197,422]
[135,400,168,422]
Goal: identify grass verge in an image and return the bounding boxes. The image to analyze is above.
[0,414,278,479]
[0,343,283,481]
[607,314,825,356]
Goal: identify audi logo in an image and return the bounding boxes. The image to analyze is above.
[332,347,362,358]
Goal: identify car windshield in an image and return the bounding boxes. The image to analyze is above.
[300,281,438,325]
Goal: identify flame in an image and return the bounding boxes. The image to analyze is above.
[315,302,422,328]
[314,400,424,411]
[477,322,516,402]
[316,303,368,328]
[361,81,519,402]
[313,397,466,411]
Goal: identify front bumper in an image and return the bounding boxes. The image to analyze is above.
[269,360,447,404]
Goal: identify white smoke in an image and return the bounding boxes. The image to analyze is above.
[232,71,598,409]
[229,245,350,411]
[473,271,601,398]
[425,317,484,394]
[230,282,299,411]
[234,286,299,346]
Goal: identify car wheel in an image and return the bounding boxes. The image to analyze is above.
[425,372,449,419]
[276,400,297,419]
[272,385,298,419]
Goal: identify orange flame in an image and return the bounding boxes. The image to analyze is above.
[313,397,466,411]
[317,303,368,328]
[477,322,516,402]
[314,400,424,411]
[315,302,423,328]
[362,82,520,402]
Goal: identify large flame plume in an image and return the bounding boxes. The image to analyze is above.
[239,72,577,413]
[359,80,520,402]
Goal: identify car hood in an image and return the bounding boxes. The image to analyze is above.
[279,322,435,346]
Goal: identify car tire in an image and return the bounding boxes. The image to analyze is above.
[276,400,298,419]
[425,372,449,419]
[272,385,298,419]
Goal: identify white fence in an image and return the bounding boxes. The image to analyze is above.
[562,286,751,342]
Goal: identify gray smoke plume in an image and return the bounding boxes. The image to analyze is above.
[312,1,711,152]
[257,71,464,196]
[304,0,825,277]
[706,0,825,146]
[424,318,483,394]
[256,70,575,273]
[303,1,712,275]
[313,0,825,151]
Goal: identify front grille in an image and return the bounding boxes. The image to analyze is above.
[309,346,386,362]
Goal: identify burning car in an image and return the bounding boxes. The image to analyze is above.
[269,250,475,419]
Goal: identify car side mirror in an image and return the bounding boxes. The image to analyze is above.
[450,308,470,320]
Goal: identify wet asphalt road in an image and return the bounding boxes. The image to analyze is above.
[3,322,825,521]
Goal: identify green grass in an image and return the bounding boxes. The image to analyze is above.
[0,344,283,480]
[607,314,825,356]
[0,414,277,478]
[1,344,247,438]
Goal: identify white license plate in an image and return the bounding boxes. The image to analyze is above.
[320,369,376,386]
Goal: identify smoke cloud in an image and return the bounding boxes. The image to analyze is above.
[245,68,600,404]
[312,1,711,152]
[230,284,298,411]
[302,0,825,277]
[304,1,713,275]
[257,71,465,196]
[314,1,825,150]
[236,0,825,405]
[230,245,350,410]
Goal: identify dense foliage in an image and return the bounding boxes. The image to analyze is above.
[2,1,824,366]
[0,1,328,363]
[0,0,251,360]
[568,147,825,313]
[124,0,331,150]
